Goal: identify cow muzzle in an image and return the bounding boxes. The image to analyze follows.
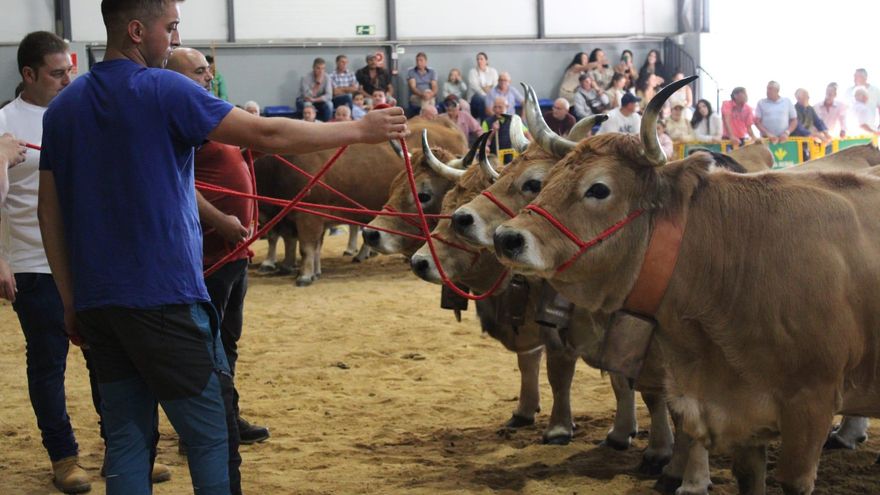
[410,253,441,283]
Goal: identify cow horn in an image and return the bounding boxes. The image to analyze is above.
[640,75,699,167]
[389,140,410,160]
[567,114,608,141]
[447,131,489,169]
[422,129,465,180]
[522,82,576,158]
[478,133,500,182]
[509,114,530,153]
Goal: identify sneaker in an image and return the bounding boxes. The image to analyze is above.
[238,417,270,444]
[51,456,91,494]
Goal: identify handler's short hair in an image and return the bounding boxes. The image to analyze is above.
[101,0,184,30]
[17,31,68,76]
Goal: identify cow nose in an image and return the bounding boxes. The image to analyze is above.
[494,230,525,259]
[362,228,381,247]
[411,257,430,278]
[451,211,474,234]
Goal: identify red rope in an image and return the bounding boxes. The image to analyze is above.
[481,190,517,218]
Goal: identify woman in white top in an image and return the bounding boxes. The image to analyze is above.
[558,52,590,104]
[691,99,724,142]
[667,70,694,117]
[467,52,499,118]
[606,73,628,109]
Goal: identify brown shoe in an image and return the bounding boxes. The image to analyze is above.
[51,456,91,494]
[151,462,172,483]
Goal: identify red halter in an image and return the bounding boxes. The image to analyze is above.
[480,190,518,218]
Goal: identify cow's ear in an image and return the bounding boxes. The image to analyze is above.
[648,156,707,212]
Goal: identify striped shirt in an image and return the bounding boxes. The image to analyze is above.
[329,70,358,90]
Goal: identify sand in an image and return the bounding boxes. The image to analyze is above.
[1,234,878,495]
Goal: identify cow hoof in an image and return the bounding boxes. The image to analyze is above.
[637,452,671,476]
[601,431,635,451]
[675,486,710,495]
[780,483,810,495]
[824,431,867,450]
[351,257,362,263]
[653,474,683,494]
[276,264,296,276]
[343,249,356,257]
[257,263,277,274]
[504,414,535,429]
[295,276,315,287]
[542,433,572,445]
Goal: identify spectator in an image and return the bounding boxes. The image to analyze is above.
[243,100,260,116]
[755,81,797,144]
[792,89,831,145]
[614,49,636,90]
[657,120,674,158]
[667,70,694,116]
[356,53,393,100]
[814,82,847,138]
[845,68,880,115]
[588,48,615,90]
[482,97,516,163]
[635,74,660,106]
[351,93,367,120]
[691,99,723,143]
[371,89,392,108]
[441,68,468,103]
[847,87,880,136]
[484,72,523,115]
[302,103,318,123]
[442,97,482,143]
[467,52,499,119]
[297,57,333,122]
[573,73,610,121]
[406,52,438,117]
[329,54,359,110]
[666,104,695,142]
[637,49,666,92]
[543,98,577,136]
[558,52,589,104]
[597,93,642,135]
[206,54,228,101]
[606,72,629,110]
[721,87,757,143]
[418,104,438,120]
[332,105,352,122]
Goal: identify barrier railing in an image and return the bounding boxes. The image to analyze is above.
[673,135,879,169]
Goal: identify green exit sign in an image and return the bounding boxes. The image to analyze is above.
[356,25,375,36]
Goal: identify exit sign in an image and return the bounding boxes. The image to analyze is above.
[356,25,375,36]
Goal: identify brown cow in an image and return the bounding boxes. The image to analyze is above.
[494,78,880,494]
[727,141,774,172]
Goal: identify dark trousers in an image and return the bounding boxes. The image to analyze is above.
[296,98,333,122]
[470,94,487,120]
[331,94,353,110]
[77,303,241,495]
[204,259,248,416]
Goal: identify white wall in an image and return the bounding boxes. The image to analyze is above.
[70,0,105,42]
[70,0,229,42]
[396,0,537,39]
[0,0,54,43]
[545,0,677,37]
[235,0,387,40]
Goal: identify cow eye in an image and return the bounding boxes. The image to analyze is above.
[585,183,610,199]
[418,192,432,203]
[521,179,541,194]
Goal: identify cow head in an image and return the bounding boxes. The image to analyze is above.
[363,131,485,256]
[493,77,711,310]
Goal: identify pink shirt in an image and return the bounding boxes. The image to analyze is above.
[721,100,755,139]
[443,111,481,138]
[813,99,847,136]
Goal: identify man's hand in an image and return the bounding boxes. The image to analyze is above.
[64,305,84,347]
[0,133,27,169]
[215,214,249,244]
[0,257,15,303]
[359,106,408,142]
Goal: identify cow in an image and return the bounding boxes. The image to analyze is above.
[254,119,467,286]
[493,77,880,495]
[727,141,774,172]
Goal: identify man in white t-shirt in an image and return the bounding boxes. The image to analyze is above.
[848,87,880,136]
[845,68,880,116]
[597,92,642,135]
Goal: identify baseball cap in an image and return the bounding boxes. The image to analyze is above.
[621,93,641,106]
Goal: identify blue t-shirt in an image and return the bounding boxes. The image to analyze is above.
[40,59,234,310]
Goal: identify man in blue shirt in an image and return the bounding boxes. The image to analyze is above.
[38,1,406,494]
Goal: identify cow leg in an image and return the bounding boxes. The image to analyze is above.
[277,229,298,275]
[314,231,324,279]
[295,216,324,286]
[656,410,690,494]
[638,391,674,475]
[343,225,359,256]
[602,373,637,450]
[732,444,768,495]
[258,229,279,272]
[542,349,577,445]
[825,416,869,450]
[674,441,712,495]
[353,242,372,263]
[776,395,835,495]
[505,347,542,428]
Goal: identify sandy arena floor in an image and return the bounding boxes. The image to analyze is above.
[1,234,879,494]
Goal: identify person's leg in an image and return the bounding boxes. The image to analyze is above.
[316,101,333,122]
[332,94,352,109]
[470,95,486,120]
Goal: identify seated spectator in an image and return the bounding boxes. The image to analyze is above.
[814,82,847,138]
[597,93,642,135]
[667,70,694,116]
[206,54,228,101]
[637,49,666,89]
[406,52,438,117]
[614,50,637,90]
[442,68,468,102]
[442,97,482,144]
[606,73,629,109]
[544,98,577,136]
[666,104,695,142]
[845,68,880,114]
[331,105,352,122]
[573,73,610,121]
[371,89,392,108]
[243,100,260,116]
[485,72,523,117]
[635,74,660,106]
[329,54,359,110]
[847,87,880,136]
[721,87,757,143]
[588,48,615,90]
[467,52,499,120]
[297,57,333,122]
[691,99,723,142]
[792,88,831,145]
[301,102,318,122]
[418,104,439,120]
[351,93,367,120]
[755,80,797,143]
[657,120,674,158]
[356,53,393,99]
[558,52,589,104]
[482,97,516,163]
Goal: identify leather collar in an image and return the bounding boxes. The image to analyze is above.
[622,214,687,319]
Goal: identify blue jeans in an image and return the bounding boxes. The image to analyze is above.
[77,304,238,495]
[331,94,353,110]
[204,259,248,415]
[12,273,83,461]
[296,98,333,122]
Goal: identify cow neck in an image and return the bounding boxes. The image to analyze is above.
[622,211,687,319]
